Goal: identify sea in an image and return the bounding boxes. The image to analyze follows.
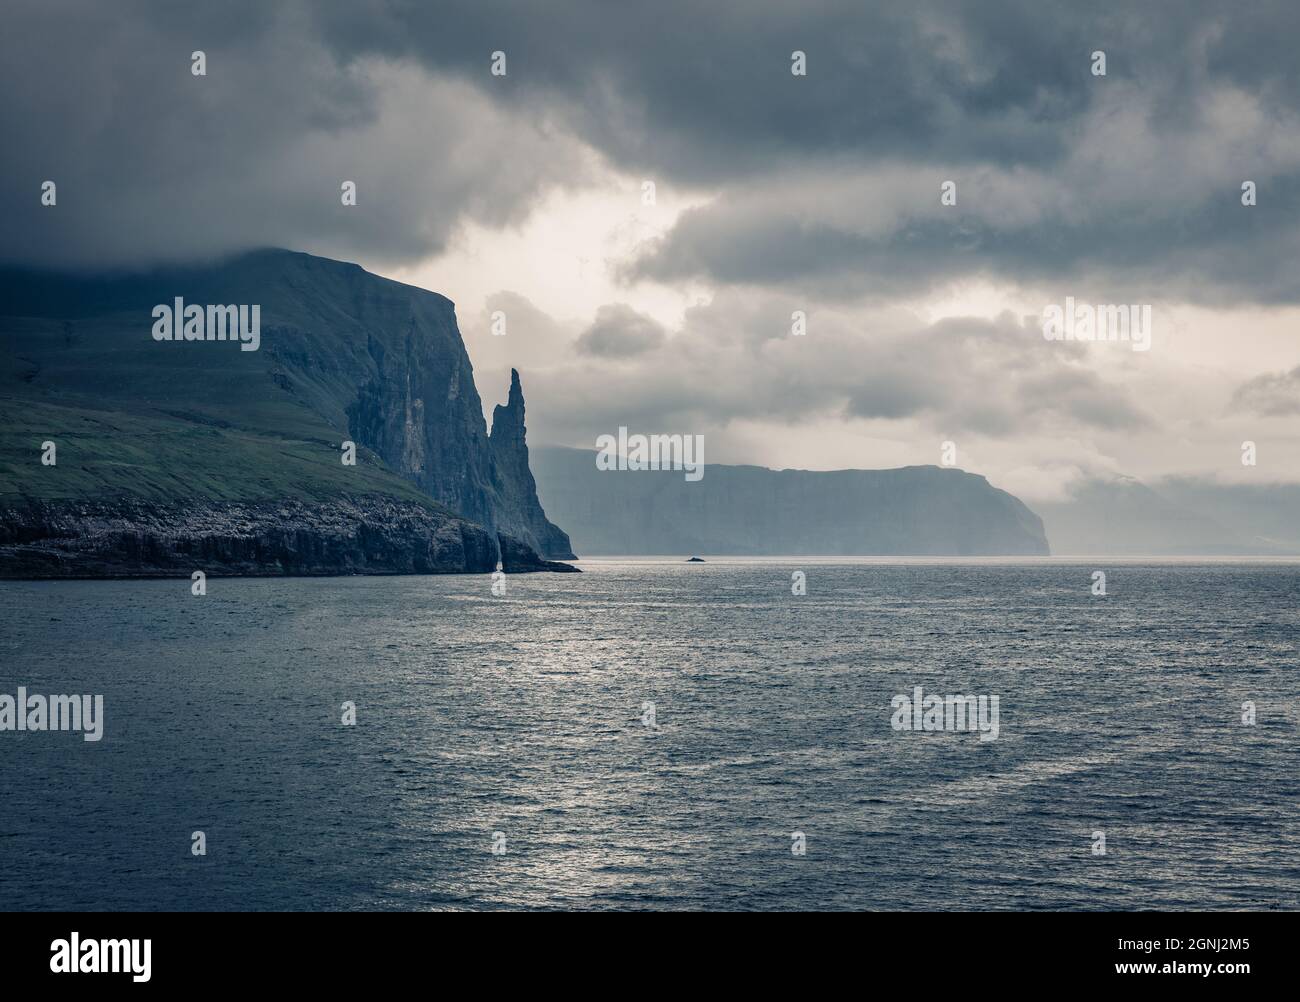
[2,558,1298,911]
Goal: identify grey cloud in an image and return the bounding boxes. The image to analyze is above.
[840,314,1150,435]
[493,293,1150,446]
[1231,365,1300,415]
[575,304,667,358]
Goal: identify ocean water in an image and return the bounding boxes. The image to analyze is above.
[2,559,1298,911]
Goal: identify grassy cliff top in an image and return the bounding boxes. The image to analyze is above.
[0,395,444,508]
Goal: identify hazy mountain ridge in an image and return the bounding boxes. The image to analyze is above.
[1036,475,1300,555]
[531,446,1049,556]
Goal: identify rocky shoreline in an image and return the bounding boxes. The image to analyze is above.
[0,496,579,579]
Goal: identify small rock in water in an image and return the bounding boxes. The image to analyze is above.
[686,556,706,562]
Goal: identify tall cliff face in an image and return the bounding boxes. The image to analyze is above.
[342,322,500,534]
[347,356,573,557]
[0,249,576,572]
[488,370,575,559]
[531,446,1049,556]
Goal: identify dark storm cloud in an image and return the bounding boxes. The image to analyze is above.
[5,0,1300,296]
[307,0,1091,181]
[625,163,1300,303]
[311,0,1300,182]
[0,0,587,269]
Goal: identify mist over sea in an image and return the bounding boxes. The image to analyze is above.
[3,559,1298,911]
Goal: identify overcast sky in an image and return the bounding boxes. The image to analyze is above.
[5,0,1300,500]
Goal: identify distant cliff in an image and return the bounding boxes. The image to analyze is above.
[531,446,1049,556]
[0,249,576,576]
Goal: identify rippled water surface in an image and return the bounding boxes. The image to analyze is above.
[3,559,1299,910]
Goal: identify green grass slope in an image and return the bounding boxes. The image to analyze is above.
[0,250,465,515]
[0,395,442,508]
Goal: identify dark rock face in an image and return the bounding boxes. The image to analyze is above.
[0,497,500,578]
[531,446,1050,556]
[497,532,580,573]
[344,324,500,537]
[489,370,576,559]
[350,355,577,559]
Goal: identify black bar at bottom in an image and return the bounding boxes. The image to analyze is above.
[0,911,1287,988]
